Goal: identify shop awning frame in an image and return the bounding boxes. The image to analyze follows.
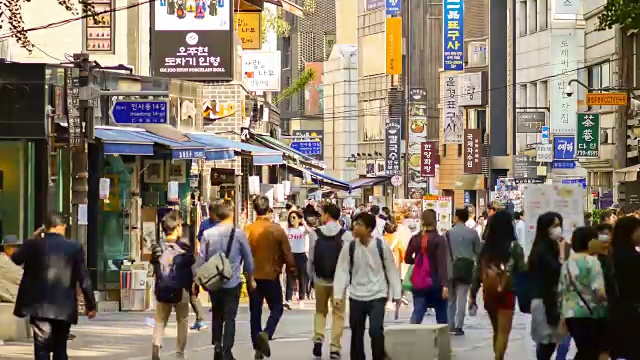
[130,129,210,160]
[284,163,350,191]
[186,132,283,165]
[614,164,640,182]
[94,127,155,156]
[252,132,326,170]
[348,176,390,190]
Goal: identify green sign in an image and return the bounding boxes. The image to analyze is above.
[576,113,600,158]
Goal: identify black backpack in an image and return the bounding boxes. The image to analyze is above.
[313,228,346,280]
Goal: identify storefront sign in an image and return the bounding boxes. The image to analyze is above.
[586,93,627,106]
[513,155,538,178]
[536,144,553,162]
[152,0,233,80]
[385,0,400,16]
[172,149,205,160]
[443,75,463,143]
[109,99,169,124]
[210,168,235,186]
[365,0,384,11]
[554,136,575,160]
[552,160,576,169]
[385,17,402,75]
[242,51,281,91]
[420,141,437,177]
[385,117,402,175]
[65,68,82,148]
[458,72,485,106]
[443,0,464,71]
[576,113,600,158]
[562,178,587,189]
[233,12,261,50]
[550,33,578,134]
[516,111,546,133]
[464,129,482,173]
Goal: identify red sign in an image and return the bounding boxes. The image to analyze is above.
[464,129,483,174]
[420,141,437,177]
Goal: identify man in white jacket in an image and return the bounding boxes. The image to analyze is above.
[333,212,401,360]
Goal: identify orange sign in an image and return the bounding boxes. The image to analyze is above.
[586,92,627,106]
[386,17,402,75]
[234,12,262,50]
[203,100,237,121]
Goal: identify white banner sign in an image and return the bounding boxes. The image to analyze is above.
[242,51,282,92]
[550,33,578,135]
[553,0,580,18]
[443,75,463,144]
[536,144,553,162]
[458,72,484,106]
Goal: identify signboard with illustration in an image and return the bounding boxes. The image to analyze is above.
[423,196,453,234]
[393,199,423,233]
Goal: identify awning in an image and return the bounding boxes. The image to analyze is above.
[348,176,390,190]
[264,0,304,17]
[284,163,350,191]
[94,128,155,156]
[454,174,486,190]
[132,130,208,160]
[614,164,640,182]
[187,132,283,165]
[253,133,326,170]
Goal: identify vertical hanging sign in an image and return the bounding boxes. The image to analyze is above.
[550,33,578,134]
[385,117,402,175]
[443,0,464,71]
[385,17,402,75]
[576,113,600,158]
[443,75,463,143]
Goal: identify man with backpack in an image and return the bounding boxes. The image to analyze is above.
[195,200,254,360]
[333,212,402,360]
[307,203,354,359]
[150,210,195,360]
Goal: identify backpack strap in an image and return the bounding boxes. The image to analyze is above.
[225,228,236,257]
[376,238,389,287]
[349,241,355,284]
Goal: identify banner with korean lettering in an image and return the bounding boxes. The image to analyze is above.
[549,33,579,134]
[242,51,281,91]
[233,12,262,50]
[385,117,402,175]
[443,0,464,71]
[421,141,437,177]
[443,75,463,143]
[386,17,402,75]
[553,136,576,160]
[576,113,600,158]
[151,0,233,80]
[464,129,482,173]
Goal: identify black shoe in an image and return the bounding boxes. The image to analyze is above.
[454,328,465,336]
[214,348,223,360]
[312,342,322,357]
[254,351,264,360]
[329,351,341,359]
[255,332,271,358]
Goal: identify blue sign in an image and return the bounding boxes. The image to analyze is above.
[291,140,322,156]
[562,178,587,189]
[552,160,576,169]
[109,99,169,124]
[443,0,464,71]
[385,0,400,15]
[541,126,549,141]
[172,149,205,159]
[553,136,575,160]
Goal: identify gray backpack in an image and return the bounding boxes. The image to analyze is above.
[194,228,235,292]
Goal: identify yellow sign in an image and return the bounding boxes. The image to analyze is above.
[586,92,628,106]
[234,12,262,50]
[386,17,402,75]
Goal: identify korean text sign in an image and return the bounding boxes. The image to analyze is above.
[242,51,281,92]
[550,33,578,134]
[233,12,262,50]
[386,17,402,75]
[554,136,575,160]
[463,129,482,173]
[421,141,437,177]
[576,113,600,158]
[385,117,402,175]
[443,0,464,71]
[443,75,463,143]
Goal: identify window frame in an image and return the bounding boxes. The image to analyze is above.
[83,0,115,54]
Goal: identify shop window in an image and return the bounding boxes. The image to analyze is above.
[84,0,115,53]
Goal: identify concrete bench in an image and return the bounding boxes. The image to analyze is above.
[0,303,30,341]
[385,324,451,360]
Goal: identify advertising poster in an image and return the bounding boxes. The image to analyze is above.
[385,17,402,75]
[393,199,423,233]
[423,196,453,234]
[408,88,428,198]
[152,0,233,80]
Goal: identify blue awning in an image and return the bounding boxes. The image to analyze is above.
[132,131,209,160]
[187,132,283,165]
[94,128,155,155]
[348,176,390,190]
[253,133,326,170]
[285,163,350,191]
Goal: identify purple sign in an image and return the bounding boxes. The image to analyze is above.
[365,0,384,11]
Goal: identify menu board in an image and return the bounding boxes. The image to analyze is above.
[423,196,453,234]
[85,0,113,52]
[393,199,423,233]
[523,184,585,255]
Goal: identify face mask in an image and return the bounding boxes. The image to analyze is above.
[549,227,562,240]
[598,234,610,242]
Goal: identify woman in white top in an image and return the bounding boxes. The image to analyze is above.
[285,210,311,307]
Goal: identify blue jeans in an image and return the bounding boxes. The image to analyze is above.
[249,278,284,349]
[411,287,448,324]
[555,334,571,360]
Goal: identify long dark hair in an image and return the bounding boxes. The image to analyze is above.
[528,211,562,269]
[287,210,303,228]
[482,210,516,264]
[611,216,640,251]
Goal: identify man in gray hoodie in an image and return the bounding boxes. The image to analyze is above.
[307,203,353,359]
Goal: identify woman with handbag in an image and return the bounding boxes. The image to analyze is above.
[558,227,608,360]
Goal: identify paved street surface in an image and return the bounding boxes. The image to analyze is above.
[0,303,574,359]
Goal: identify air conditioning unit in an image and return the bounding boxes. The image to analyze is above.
[467,42,487,67]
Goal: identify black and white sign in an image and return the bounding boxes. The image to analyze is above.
[457,72,486,106]
[513,155,539,178]
[385,117,401,175]
[536,144,553,163]
[65,68,82,148]
[516,111,546,133]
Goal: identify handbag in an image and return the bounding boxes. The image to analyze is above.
[566,266,594,316]
[402,265,414,291]
[445,231,475,284]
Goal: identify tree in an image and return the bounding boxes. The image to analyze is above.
[0,0,101,52]
[261,0,315,41]
[273,67,315,104]
[597,0,640,31]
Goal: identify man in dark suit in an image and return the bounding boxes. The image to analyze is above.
[11,212,96,359]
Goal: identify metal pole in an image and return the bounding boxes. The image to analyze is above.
[332,83,336,170]
[403,0,411,198]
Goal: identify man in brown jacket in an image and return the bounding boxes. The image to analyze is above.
[245,195,297,359]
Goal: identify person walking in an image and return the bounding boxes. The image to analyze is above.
[308,203,353,359]
[11,212,97,360]
[469,210,526,360]
[0,235,23,303]
[333,212,402,360]
[445,208,481,336]
[284,210,311,308]
[245,195,298,359]
[196,200,254,360]
[405,209,449,324]
[370,205,386,239]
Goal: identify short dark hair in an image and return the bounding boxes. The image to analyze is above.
[45,212,66,230]
[370,205,381,216]
[285,203,293,211]
[253,195,270,216]
[322,203,341,221]
[211,200,233,221]
[571,226,598,253]
[601,210,615,223]
[595,223,613,233]
[455,208,470,222]
[488,204,497,212]
[353,212,376,232]
[382,206,391,216]
[161,210,182,236]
